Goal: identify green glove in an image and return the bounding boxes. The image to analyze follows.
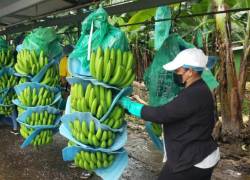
[119,97,144,118]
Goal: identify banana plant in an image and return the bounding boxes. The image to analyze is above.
[158,0,249,139]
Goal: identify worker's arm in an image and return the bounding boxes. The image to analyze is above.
[141,92,196,124]
[119,90,198,124]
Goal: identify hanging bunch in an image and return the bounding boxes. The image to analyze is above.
[0,68,19,117]
[69,119,116,148]
[17,86,55,107]
[70,83,112,119]
[0,49,15,68]
[73,149,115,171]
[90,47,135,88]
[15,50,48,76]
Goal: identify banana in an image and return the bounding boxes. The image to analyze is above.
[96,46,102,60]
[90,98,98,116]
[89,88,95,109]
[92,135,100,147]
[103,60,112,83]
[85,83,92,107]
[100,141,107,148]
[118,69,133,86]
[99,86,105,103]
[103,48,110,76]
[96,105,103,119]
[90,51,96,77]
[96,57,104,81]
[114,49,122,73]
[89,120,95,134]
[125,52,135,70]
[96,128,103,140]
[122,51,128,67]
[109,65,124,85]
[110,48,115,64]
[81,120,89,137]
[94,85,100,103]
[15,64,28,75]
[113,106,123,119]
[121,73,135,87]
[106,89,112,108]
[81,97,88,112]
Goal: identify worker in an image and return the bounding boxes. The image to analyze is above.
[119,48,220,180]
[60,45,73,79]
[58,45,73,110]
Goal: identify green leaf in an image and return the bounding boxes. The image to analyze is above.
[126,8,156,32]
[191,0,211,14]
[225,0,249,8]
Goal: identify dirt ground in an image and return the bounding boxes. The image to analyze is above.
[0,119,250,180]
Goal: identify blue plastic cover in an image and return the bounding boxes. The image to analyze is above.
[62,146,128,180]
[16,106,61,148]
[66,77,132,122]
[59,112,127,152]
[13,82,61,108]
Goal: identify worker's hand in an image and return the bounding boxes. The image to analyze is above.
[119,96,144,118]
[119,97,132,110]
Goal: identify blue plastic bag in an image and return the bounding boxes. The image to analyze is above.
[16,106,61,148]
[0,108,18,130]
[155,6,171,50]
[13,82,61,108]
[60,112,127,152]
[0,88,10,104]
[0,67,16,78]
[145,122,163,152]
[62,146,128,180]
[21,27,62,60]
[66,77,132,122]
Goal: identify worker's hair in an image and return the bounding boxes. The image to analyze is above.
[196,71,203,76]
[184,68,203,76]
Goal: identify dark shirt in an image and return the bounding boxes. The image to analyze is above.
[141,79,218,172]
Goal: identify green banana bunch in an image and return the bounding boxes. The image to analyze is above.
[26,111,57,126]
[151,123,162,137]
[40,65,60,86]
[0,91,17,104]
[0,73,19,90]
[69,119,116,148]
[0,105,14,116]
[70,83,113,119]
[17,107,25,115]
[74,150,115,171]
[101,105,124,129]
[17,86,54,107]
[0,92,17,116]
[15,50,48,76]
[0,49,15,68]
[20,124,53,147]
[90,47,136,88]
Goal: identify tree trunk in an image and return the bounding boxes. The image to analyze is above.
[214,0,242,140]
[238,11,250,102]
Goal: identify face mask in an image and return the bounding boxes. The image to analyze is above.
[173,72,186,87]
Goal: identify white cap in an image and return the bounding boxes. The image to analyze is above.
[163,48,208,71]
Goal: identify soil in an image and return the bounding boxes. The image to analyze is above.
[0,120,249,180]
